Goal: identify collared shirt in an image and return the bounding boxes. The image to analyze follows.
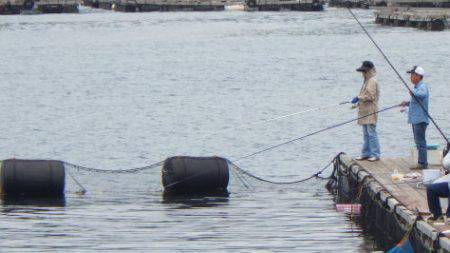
[408,81,429,125]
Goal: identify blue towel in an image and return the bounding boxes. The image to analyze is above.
[387,239,413,253]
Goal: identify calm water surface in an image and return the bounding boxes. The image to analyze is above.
[0,7,449,252]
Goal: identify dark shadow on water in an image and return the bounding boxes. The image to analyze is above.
[162,190,229,208]
[1,195,66,214]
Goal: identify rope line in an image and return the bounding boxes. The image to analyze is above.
[229,156,335,185]
[234,104,400,162]
[64,161,164,174]
[231,166,251,188]
[347,8,449,145]
[66,169,87,194]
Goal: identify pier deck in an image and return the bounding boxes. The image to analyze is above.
[333,154,450,251]
[355,157,435,214]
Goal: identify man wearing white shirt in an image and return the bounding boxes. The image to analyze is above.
[444,145,450,170]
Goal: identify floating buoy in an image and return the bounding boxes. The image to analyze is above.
[0,159,65,196]
[162,156,229,193]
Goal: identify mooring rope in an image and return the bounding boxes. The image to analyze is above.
[64,160,164,174]
[231,165,251,189]
[229,158,335,185]
[66,169,87,194]
[233,104,400,162]
[347,8,449,145]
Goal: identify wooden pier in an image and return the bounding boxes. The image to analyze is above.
[0,0,78,14]
[375,9,448,30]
[330,154,450,252]
[244,0,324,11]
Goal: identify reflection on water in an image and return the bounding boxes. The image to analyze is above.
[1,196,66,215]
[1,196,66,207]
[162,191,230,208]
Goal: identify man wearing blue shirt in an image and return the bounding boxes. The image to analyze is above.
[401,66,429,170]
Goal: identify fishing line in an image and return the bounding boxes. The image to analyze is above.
[200,100,350,139]
[347,8,449,144]
[232,104,400,162]
[252,101,350,125]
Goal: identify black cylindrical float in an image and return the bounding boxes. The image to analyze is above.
[0,159,65,196]
[162,156,229,193]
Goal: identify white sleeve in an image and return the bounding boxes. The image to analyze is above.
[444,152,450,170]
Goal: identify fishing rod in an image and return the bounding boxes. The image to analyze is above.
[346,8,449,145]
[201,100,350,139]
[233,103,400,162]
[254,101,350,124]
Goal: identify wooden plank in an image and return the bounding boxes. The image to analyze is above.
[355,158,430,213]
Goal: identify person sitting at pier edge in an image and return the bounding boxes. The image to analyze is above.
[352,61,381,162]
[425,145,450,223]
[400,66,429,170]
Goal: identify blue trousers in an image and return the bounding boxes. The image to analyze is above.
[361,124,380,158]
[426,182,450,218]
[412,122,428,166]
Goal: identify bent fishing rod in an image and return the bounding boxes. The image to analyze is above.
[233,103,400,162]
[201,100,350,139]
[347,8,449,145]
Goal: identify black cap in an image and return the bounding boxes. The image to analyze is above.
[356,61,375,72]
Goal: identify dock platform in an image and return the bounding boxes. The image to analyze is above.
[0,0,78,14]
[108,0,226,11]
[330,154,450,252]
[328,0,370,9]
[244,0,323,11]
[375,10,448,30]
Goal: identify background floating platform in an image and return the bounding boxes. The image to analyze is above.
[107,0,226,12]
[82,0,99,7]
[0,0,78,14]
[244,0,324,11]
[375,9,449,30]
[0,0,33,14]
[328,0,373,8]
[391,0,450,8]
[82,0,113,9]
